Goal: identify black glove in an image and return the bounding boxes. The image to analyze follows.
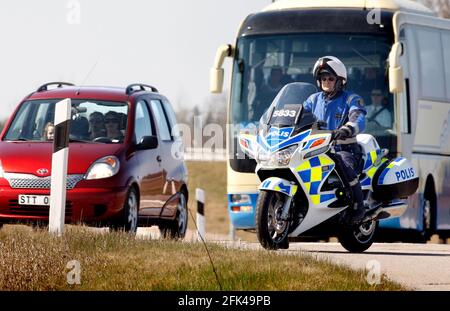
[333,125,353,140]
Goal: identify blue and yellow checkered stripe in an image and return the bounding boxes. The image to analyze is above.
[363,149,382,171]
[361,158,388,188]
[295,155,336,205]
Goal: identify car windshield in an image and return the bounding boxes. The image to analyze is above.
[3,99,128,143]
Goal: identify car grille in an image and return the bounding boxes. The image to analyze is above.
[3,173,84,190]
[7,200,73,217]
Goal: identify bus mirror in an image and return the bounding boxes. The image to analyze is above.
[388,42,404,93]
[210,68,224,93]
[210,44,234,93]
[389,66,404,93]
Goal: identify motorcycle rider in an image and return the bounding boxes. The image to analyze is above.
[303,56,367,225]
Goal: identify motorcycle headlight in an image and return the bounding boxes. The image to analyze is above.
[261,145,298,167]
[85,156,120,180]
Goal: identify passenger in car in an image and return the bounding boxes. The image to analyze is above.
[71,116,90,140]
[88,111,106,140]
[104,111,124,141]
[42,122,55,140]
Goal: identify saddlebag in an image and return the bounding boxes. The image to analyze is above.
[372,157,419,201]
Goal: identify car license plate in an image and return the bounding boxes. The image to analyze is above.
[18,194,50,206]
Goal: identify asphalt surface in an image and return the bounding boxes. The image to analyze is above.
[284,242,450,290]
[138,228,450,290]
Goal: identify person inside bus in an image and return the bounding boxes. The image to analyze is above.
[303,56,367,225]
[365,88,392,131]
[261,67,285,100]
[251,67,286,120]
[42,122,54,140]
[88,111,106,140]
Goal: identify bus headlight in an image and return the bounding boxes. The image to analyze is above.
[85,156,120,180]
[261,145,298,167]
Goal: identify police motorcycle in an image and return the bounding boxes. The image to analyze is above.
[239,83,419,252]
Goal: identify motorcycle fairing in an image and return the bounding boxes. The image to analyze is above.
[294,154,337,205]
[288,153,345,236]
[258,128,311,153]
[259,177,298,197]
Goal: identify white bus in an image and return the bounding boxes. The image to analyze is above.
[210,0,450,240]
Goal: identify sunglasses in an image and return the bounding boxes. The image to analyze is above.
[371,93,382,96]
[321,76,336,82]
[105,118,119,124]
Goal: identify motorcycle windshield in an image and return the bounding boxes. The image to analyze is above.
[260,82,318,129]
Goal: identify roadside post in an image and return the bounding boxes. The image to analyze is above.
[196,188,205,241]
[49,98,71,235]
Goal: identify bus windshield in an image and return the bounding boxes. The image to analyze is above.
[230,33,396,158]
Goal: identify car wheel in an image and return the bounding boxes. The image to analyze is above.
[111,187,139,233]
[160,192,188,240]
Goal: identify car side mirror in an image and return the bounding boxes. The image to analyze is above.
[137,135,158,150]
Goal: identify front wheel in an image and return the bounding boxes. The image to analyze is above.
[339,220,377,253]
[111,187,139,233]
[160,192,188,240]
[256,190,291,250]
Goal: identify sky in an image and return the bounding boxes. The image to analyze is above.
[0,0,271,120]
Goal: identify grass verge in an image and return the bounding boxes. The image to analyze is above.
[0,225,405,290]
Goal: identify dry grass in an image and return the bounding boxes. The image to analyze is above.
[186,161,228,234]
[185,161,257,241]
[0,225,405,291]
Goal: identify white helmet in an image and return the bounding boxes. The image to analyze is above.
[313,56,347,88]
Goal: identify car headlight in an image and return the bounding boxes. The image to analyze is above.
[261,145,298,167]
[85,156,120,180]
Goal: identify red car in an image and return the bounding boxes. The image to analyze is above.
[0,82,188,238]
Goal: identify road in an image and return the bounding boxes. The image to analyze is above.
[136,227,450,290]
[284,242,450,290]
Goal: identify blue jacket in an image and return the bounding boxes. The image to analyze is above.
[303,90,366,136]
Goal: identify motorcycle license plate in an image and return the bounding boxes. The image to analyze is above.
[18,194,50,206]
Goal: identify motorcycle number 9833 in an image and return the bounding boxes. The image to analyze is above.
[272,110,296,117]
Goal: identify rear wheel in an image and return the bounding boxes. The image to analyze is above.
[256,190,290,250]
[339,220,377,253]
[160,192,188,240]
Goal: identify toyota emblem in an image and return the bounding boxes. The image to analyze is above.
[36,168,49,176]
